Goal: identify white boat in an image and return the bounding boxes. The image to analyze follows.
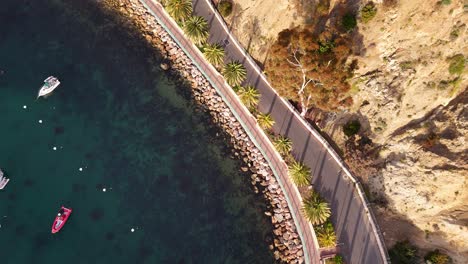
[37,76,60,98]
[0,169,9,190]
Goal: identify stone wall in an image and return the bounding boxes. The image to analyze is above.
[107,0,306,263]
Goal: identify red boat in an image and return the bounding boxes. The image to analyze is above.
[51,206,72,234]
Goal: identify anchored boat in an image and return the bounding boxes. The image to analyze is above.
[0,169,9,190]
[51,206,72,234]
[38,76,60,98]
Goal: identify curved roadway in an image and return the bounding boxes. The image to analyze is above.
[191,1,390,263]
[138,0,321,263]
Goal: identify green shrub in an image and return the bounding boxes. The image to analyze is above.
[449,28,459,40]
[331,255,344,264]
[400,61,414,70]
[448,54,465,75]
[316,2,329,15]
[441,0,451,5]
[302,191,331,225]
[289,161,311,187]
[316,221,337,247]
[425,250,452,264]
[342,13,357,31]
[343,120,361,137]
[389,241,420,264]
[361,2,377,23]
[218,1,233,17]
[318,40,334,54]
[325,255,344,264]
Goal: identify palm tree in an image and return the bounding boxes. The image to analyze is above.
[183,16,209,46]
[237,85,260,109]
[289,160,310,187]
[317,222,337,247]
[302,191,331,225]
[165,0,193,22]
[273,135,292,156]
[223,61,247,86]
[202,43,225,67]
[257,113,275,130]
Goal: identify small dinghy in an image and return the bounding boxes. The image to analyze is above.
[0,169,9,190]
[51,206,72,234]
[38,76,60,98]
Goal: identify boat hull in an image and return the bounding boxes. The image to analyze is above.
[0,169,9,190]
[51,206,72,234]
[38,76,60,98]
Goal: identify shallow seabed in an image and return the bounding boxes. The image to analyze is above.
[0,1,275,263]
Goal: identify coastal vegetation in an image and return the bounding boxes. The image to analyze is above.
[302,191,331,225]
[183,16,209,46]
[202,43,225,67]
[272,135,293,156]
[288,160,311,187]
[326,255,344,264]
[163,0,210,46]
[342,13,357,31]
[388,241,453,264]
[164,0,192,22]
[218,1,233,17]
[257,113,275,130]
[316,221,337,247]
[343,120,361,137]
[441,0,452,6]
[425,250,452,264]
[389,241,419,264]
[265,27,353,114]
[223,61,247,86]
[447,54,465,75]
[360,2,377,23]
[236,85,260,109]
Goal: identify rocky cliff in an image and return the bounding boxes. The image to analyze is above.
[224,0,467,262]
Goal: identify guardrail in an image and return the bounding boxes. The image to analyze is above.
[137,0,321,263]
[199,0,390,262]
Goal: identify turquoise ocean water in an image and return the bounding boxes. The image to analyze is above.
[0,1,275,263]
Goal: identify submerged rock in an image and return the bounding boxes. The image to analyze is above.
[160,61,170,70]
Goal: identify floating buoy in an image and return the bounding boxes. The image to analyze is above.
[102,188,106,192]
[23,105,27,109]
[53,147,57,151]
[38,120,43,124]
[131,228,135,232]
[79,167,83,171]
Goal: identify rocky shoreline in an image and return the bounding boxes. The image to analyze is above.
[107,0,305,263]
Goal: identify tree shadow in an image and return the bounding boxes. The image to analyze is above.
[314,0,366,56]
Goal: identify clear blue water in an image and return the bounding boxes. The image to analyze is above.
[0,1,275,263]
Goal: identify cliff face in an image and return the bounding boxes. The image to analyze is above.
[351,0,467,143]
[371,90,468,261]
[224,0,467,262]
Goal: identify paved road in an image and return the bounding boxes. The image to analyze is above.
[138,0,321,263]
[192,1,390,263]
